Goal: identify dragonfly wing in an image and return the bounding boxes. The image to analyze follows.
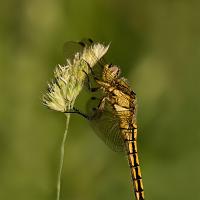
[63,41,85,61]
[63,39,108,77]
[63,39,95,60]
[87,97,125,152]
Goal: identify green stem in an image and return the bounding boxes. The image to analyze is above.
[56,113,71,200]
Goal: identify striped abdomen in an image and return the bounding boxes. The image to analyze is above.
[122,127,144,200]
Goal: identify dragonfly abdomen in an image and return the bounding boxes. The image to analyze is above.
[122,128,144,200]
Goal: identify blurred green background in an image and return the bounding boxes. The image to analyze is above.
[1,0,200,200]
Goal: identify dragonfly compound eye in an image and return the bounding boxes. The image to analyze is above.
[109,65,121,77]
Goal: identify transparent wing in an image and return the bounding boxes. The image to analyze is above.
[87,96,125,152]
[63,38,95,61]
[63,39,107,78]
[63,41,84,61]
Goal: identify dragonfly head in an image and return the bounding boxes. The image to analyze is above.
[103,64,121,81]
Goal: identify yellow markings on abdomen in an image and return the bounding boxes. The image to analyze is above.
[122,128,144,200]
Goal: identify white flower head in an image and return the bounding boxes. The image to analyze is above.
[42,42,109,112]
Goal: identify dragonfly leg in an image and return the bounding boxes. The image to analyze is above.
[90,96,109,112]
[81,59,101,81]
[87,96,106,119]
[64,107,89,119]
[82,69,100,92]
[97,96,110,111]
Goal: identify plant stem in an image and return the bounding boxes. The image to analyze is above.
[56,112,71,200]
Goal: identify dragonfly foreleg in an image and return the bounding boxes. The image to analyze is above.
[87,96,108,120]
[64,107,89,119]
[81,59,98,78]
[97,96,110,111]
[82,69,100,92]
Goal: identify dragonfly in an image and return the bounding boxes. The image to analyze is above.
[64,39,145,200]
